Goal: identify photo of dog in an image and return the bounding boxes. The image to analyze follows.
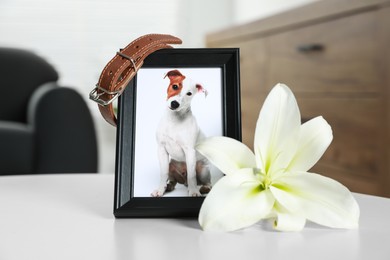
[132,68,223,197]
[152,69,211,197]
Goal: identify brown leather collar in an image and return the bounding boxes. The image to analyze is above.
[90,34,182,126]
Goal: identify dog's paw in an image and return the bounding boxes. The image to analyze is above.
[166,181,176,192]
[199,185,212,194]
[188,189,201,197]
[151,189,165,197]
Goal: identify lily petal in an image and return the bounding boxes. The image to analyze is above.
[273,202,306,231]
[199,168,275,231]
[196,136,257,176]
[287,116,333,172]
[270,171,360,229]
[254,84,301,174]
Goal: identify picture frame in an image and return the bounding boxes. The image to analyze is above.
[114,48,241,217]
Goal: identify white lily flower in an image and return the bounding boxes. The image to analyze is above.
[196,83,360,232]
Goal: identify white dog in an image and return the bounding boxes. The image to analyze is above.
[152,69,211,197]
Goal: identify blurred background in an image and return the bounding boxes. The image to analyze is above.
[0,0,316,173]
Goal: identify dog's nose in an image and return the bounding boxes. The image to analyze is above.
[170,101,180,110]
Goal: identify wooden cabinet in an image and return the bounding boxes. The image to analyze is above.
[206,0,390,197]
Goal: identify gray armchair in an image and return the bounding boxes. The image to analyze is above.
[0,47,98,174]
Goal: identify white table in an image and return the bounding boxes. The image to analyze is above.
[0,174,389,260]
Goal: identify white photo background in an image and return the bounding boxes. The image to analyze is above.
[133,68,224,197]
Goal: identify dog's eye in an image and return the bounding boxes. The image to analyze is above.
[186,92,192,96]
[172,84,179,90]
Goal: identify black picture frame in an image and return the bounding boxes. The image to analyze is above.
[114,48,241,218]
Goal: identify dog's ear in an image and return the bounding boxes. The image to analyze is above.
[196,84,208,97]
[164,70,186,81]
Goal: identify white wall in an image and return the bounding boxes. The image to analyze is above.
[233,0,318,25]
[176,0,235,48]
[0,0,317,173]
